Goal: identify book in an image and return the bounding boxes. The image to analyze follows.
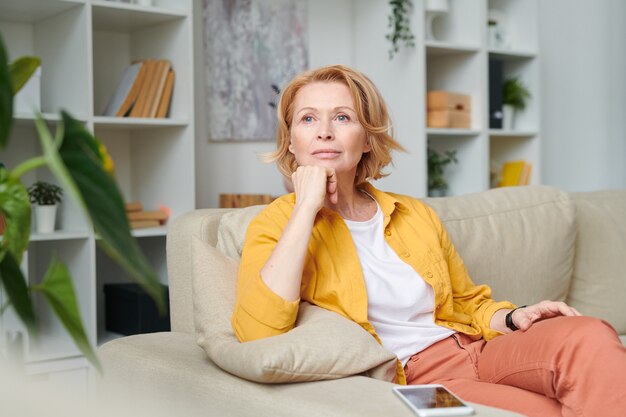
[103,62,145,117]
[520,163,533,185]
[125,201,143,213]
[129,60,158,118]
[156,69,175,118]
[497,160,529,187]
[127,209,169,224]
[130,220,160,229]
[146,60,172,118]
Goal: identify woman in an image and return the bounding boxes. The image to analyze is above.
[231,65,626,416]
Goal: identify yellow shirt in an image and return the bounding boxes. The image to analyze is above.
[231,183,515,384]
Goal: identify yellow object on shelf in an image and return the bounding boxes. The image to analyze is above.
[497,160,532,187]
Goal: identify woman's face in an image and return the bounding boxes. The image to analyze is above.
[288,81,370,177]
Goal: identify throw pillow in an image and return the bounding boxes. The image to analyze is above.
[215,205,264,260]
[191,236,397,383]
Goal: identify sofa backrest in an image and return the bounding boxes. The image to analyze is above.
[567,190,626,334]
[424,185,576,305]
[167,186,577,333]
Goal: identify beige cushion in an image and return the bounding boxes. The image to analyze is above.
[424,186,576,306]
[215,205,265,260]
[567,190,626,334]
[191,236,397,383]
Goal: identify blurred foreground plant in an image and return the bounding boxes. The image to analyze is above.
[0,34,165,372]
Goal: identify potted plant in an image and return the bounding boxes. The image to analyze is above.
[502,77,530,130]
[386,0,415,59]
[28,181,63,233]
[427,146,457,197]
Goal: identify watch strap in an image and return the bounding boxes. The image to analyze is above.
[505,305,528,331]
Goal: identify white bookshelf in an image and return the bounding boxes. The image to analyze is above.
[353,0,540,197]
[0,0,194,383]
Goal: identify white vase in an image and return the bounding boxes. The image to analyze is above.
[502,104,515,130]
[425,0,449,41]
[35,205,57,234]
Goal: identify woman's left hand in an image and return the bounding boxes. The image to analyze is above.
[491,300,583,333]
[511,300,582,331]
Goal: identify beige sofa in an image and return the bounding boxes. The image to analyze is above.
[98,186,626,417]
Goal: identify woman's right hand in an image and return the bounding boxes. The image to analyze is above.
[291,165,338,213]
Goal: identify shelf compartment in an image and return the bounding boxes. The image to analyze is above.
[426,52,484,131]
[94,127,193,222]
[488,56,540,132]
[92,13,192,120]
[0,3,90,118]
[24,239,95,363]
[95,236,168,346]
[428,135,488,196]
[425,0,483,46]
[2,125,91,233]
[488,0,539,53]
[490,135,540,186]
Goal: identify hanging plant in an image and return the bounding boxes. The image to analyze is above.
[386,0,415,60]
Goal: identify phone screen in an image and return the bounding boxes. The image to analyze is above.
[400,386,466,409]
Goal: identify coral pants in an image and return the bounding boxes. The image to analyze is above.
[404,316,626,417]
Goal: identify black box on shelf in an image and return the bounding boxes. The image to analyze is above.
[104,283,170,336]
[489,58,504,129]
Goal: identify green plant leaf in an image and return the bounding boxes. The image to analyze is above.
[35,256,101,372]
[55,112,165,313]
[9,56,40,95]
[0,249,38,340]
[0,35,13,150]
[0,166,31,264]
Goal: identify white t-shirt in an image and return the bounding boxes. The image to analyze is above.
[343,202,455,366]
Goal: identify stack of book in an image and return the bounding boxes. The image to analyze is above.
[104,59,175,118]
[219,194,275,208]
[125,202,170,229]
[497,160,532,187]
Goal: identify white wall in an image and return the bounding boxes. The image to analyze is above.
[539,0,626,191]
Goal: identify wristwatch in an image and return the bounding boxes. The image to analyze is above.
[505,305,527,331]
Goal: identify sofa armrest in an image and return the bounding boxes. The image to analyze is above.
[98,332,521,417]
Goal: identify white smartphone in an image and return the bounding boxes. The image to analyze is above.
[393,384,475,417]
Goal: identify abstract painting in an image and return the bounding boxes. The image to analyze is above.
[203,0,309,141]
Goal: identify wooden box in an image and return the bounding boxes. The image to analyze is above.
[427,109,472,128]
[427,91,472,111]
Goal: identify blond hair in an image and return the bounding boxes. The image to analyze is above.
[265,65,405,185]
